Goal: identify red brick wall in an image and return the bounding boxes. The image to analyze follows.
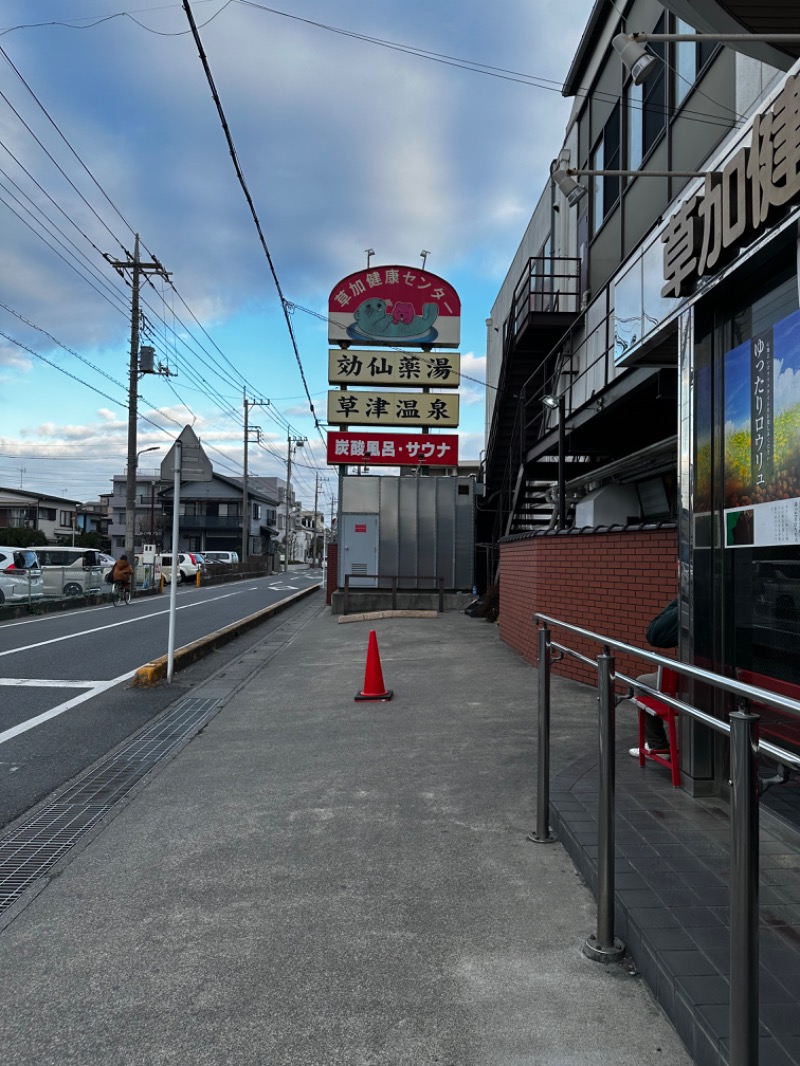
[499,528,678,686]
[326,544,338,605]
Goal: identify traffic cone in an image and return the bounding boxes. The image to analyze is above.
[355,630,393,701]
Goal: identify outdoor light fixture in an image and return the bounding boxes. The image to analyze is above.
[551,169,588,206]
[365,248,375,268]
[553,165,705,206]
[542,394,560,409]
[611,33,658,85]
[420,249,430,268]
[613,31,800,85]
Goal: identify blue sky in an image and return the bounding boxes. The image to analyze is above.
[0,0,593,511]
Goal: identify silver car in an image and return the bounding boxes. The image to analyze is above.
[0,547,45,604]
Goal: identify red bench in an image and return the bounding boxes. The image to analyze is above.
[631,667,681,787]
[736,670,800,751]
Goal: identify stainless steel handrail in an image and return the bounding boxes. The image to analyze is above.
[531,611,800,1066]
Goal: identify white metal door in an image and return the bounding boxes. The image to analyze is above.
[342,514,378,587]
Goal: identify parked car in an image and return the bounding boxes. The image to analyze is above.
[0,547,45,604]
[35,547,106,599]
[202,551,239,565]
[160,552,199,583]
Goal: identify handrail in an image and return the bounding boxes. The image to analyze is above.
[529,610,798,1066]
[536,611,800,719]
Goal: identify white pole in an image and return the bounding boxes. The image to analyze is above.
[166,440,181,683]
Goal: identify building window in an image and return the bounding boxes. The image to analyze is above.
[39,507,56,521]
[642,16,667,156]
[59,510,72,526]
[591,101,621,234]
[252,503,261,520]
[626,79,643,169]
[674,18,717,106]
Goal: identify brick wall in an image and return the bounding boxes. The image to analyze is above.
[326,544,338,605]
[499,527,678,686]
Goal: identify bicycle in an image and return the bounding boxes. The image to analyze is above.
[111,580,131,607]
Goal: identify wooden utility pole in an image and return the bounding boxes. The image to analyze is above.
[105,235,170,561]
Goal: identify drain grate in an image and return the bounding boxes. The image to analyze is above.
[0,695,220,915]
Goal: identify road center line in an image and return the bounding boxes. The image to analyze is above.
[0,589,245,659]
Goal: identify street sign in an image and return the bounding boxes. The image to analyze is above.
[327,390,459,428]
[160,425,213,482]
[328,349,460,388]
[327,431,459,466]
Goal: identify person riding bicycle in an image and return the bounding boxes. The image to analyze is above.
[110,554,133,594]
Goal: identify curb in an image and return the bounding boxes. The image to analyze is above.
[132,585,320,686]
[338,610,439,623]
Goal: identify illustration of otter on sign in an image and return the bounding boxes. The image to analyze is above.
[347,297,439,344]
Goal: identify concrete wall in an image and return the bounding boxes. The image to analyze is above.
[499,527,677,685]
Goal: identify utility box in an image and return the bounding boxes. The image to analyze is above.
[338,475,474,591]
[574,484,641,528]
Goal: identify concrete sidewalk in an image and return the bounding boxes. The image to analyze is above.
[0,602,691,1065]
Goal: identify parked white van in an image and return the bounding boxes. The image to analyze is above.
[36,547,109,599]
[0,547,45,604]
[160,552,199,583]
[203,551,239,565]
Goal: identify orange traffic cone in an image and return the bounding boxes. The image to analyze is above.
[355,630,393,701]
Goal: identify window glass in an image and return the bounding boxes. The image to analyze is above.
[591,139,603,234]
[642,16,666,155]
[627,79,643,169]
[674,18,697,106]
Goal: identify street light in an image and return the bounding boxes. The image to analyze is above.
[613,31,800,85]
[136,447,161,544]
[552,166,706,207]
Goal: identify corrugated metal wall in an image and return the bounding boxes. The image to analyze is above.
[339,475,474,590]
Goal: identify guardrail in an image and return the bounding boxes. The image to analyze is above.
[532,612,800,1066]
[342,574,445,616]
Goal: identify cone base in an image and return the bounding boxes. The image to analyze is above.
[355,689,394,702]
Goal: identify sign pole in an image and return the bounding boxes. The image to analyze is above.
[166,440,181,683]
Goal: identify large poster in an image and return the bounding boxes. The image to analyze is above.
[724,308,800,547]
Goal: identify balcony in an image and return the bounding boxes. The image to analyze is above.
[177,515,241,531]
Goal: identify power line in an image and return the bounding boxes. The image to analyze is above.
[181,0,322,441]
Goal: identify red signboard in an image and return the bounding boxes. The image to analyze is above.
[328,265,461,349]
[327,431,459,467]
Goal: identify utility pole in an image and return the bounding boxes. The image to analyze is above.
[105,235,170,561]
[241,394,269,562]
[312,473,319,568]
[284,431,307,573]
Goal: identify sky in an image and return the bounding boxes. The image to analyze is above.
[0,0,595,513]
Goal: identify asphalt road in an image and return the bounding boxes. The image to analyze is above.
[0,567,323,829]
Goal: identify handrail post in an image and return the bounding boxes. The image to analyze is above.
[729,710,759,1066]
[528,623,555,843]
[584,648,625,962]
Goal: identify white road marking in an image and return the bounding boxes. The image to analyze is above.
[0,588,246,659]
[0,678,97,687]
[0,669,139,745]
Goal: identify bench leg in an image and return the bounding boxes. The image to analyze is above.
[667,713,680,787]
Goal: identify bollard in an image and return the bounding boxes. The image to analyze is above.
[583,649,625,962]
[729,710,759,1066]
[529,624,555,843]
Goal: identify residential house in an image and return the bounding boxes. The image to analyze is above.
[0,487,81,543]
